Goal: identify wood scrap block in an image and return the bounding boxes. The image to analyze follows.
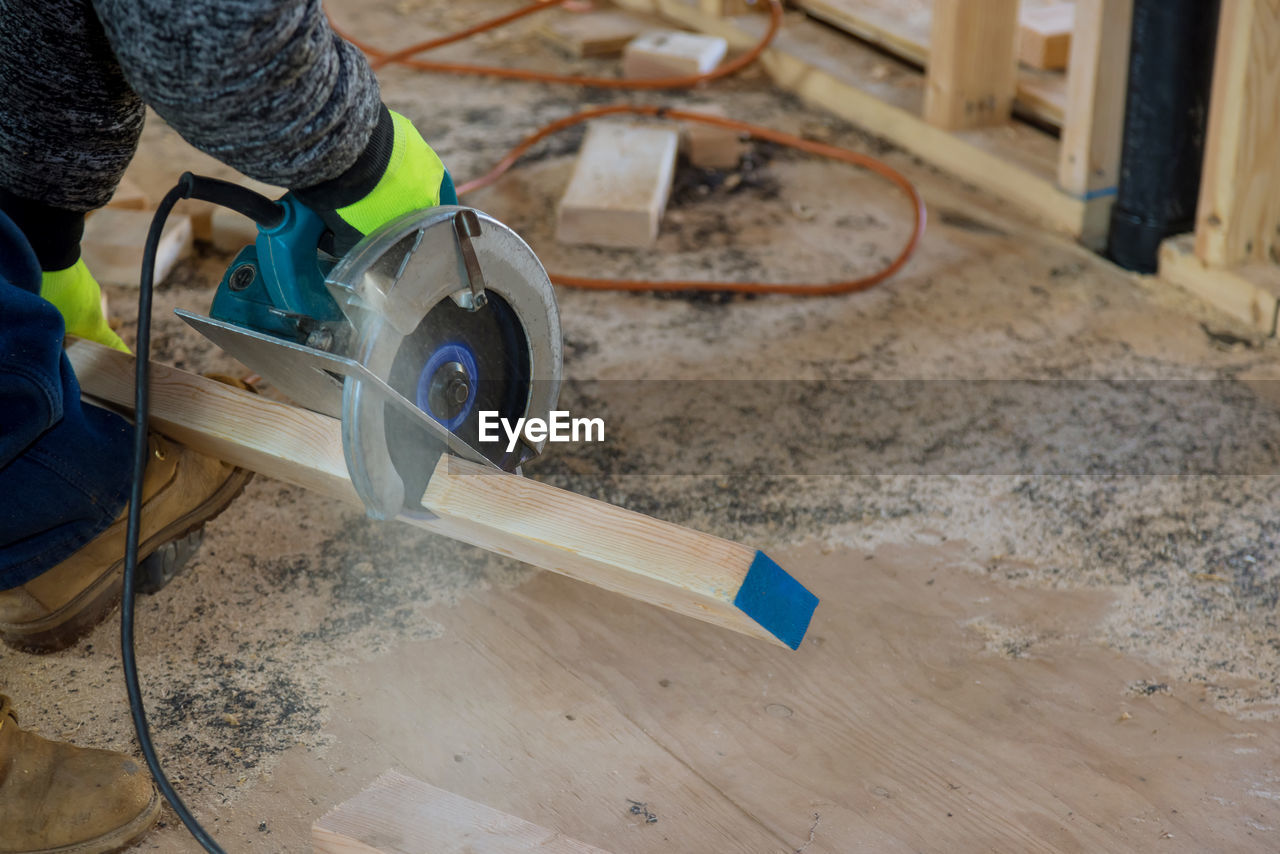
[104,177,149,212]
[1019,3,1075,70]
[80,208,193,287]
[556,122,679,249]
[622,30,728,79]
[313,771,614,854]
[209,207,260,254]
[536,10,648,57]
[187,202,216,243]
[680,105,747,169]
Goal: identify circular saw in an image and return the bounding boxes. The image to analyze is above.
[177,184,562,520]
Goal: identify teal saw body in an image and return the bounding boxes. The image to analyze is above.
[177,174,563,520]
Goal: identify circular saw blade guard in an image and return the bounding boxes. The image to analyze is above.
[328,207,563,519]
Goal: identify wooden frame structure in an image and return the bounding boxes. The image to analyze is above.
[1157,0,1280,335]
[612,1,1280,335]
[610,0,1132,247]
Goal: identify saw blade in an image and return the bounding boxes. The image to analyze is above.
[383,291,531,503]
[331,206,562,519]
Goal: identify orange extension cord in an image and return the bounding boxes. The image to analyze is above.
[333,0,926,296]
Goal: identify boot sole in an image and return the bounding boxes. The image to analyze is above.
[0,467,253,654]
[136,527,206,595]
[19,788,161,854]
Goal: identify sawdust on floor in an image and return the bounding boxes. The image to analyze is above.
[2,0,1279,848]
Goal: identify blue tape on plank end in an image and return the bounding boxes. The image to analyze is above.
[733,551,819,650]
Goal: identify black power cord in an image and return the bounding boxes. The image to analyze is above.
[124,172,284,854]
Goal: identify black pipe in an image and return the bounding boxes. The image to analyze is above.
[1106,0,1221,273]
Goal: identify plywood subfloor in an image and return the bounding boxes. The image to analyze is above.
[5,1,1280,851]
[168,542,1280,852]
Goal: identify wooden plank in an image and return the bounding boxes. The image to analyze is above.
[65,338,359,502]
[80,208,193,288]
[1056,0,1132,201]
[1159,234,1280,335]
[1018,2,1074,70]
[313,771,613,854]
[924,0,1021,129]
[799,0,929,62]
[794,0,1070,127]
[65,339,814,649]
[422,456,813,649]
[1194,0,1280,268]
[1012,65,1068,126]
[555,123,679,249]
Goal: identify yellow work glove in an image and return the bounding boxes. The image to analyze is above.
[332,110,446,236]
[41,259,129,353]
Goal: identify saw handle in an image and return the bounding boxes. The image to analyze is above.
[177,171,285,230]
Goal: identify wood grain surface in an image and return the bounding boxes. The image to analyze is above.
[314,771,614,854]
[67,339,801,647]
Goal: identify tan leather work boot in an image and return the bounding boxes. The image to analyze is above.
[0,694,159,854]
[0,435,251,652]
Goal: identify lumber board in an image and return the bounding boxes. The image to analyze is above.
[924,0,1021,130]
[313,771,613,854]
[422,456,814,649]
[1159,234,1280,336]
[80,208,193,288]
[792,0,1069,127]
[65,339,814,649]
[65,338,359,502]
[1194,0,1280,268]
[1056,0,1131,201]
[795,0,933,64]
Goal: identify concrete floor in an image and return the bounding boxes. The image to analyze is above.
[3,1,1280,849]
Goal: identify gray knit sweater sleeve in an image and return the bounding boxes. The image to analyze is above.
[0,0,382,211]
[92,0,383,190]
